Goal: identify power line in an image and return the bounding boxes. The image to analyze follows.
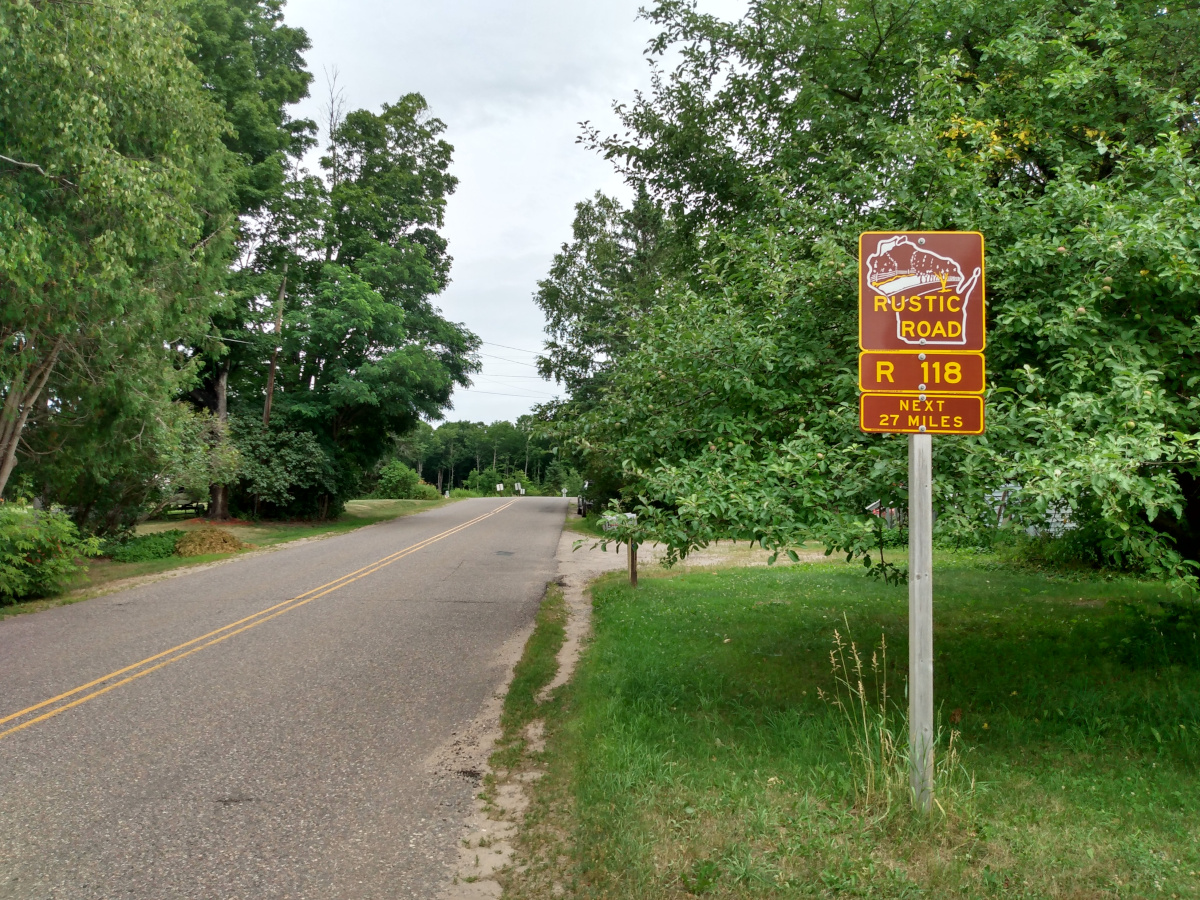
[482,340,543,355]
[474,383,557,398]
[478,352,540,368]
[458,388,560,400]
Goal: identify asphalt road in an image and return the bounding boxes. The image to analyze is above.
[0,497,566,899]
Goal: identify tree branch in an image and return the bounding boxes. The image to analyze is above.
[0,154,76,188]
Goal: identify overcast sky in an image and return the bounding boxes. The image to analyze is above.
[285,0,746,424]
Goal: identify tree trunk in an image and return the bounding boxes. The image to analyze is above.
[208,360,231,520]
[263,262,288,427]
[209,483,229,521]
[0,337,63,499]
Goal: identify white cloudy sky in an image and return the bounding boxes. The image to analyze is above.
[285,0,746,423]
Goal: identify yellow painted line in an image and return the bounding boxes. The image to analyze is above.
[0,499,519,742]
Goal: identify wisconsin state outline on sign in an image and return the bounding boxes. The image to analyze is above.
[860,232,985,351]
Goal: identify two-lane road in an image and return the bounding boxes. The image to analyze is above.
[0,497,566,899]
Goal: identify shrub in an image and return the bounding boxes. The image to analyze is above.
[466,467,503,494]
[105,530,184,563]
[450,488,481,499]
[0,503,100,601]
[413,482,441,500]
[377,461,421,499]
[230,420,340,518]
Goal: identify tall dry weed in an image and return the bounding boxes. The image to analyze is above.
[818,616,975,821]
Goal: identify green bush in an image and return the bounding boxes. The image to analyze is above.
[0,503,100,601]
[1006,526,1107,571]
[377,461,421,499]
[230,420,341,519]
[413,482,441,501]
[450,488,482,499]
[103,530,184,563]
[464,467,498,493]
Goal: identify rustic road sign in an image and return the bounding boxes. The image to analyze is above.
[859,232,985,352]
[856,230,988,813]
[858,350,985,394]
[860,393,984,435]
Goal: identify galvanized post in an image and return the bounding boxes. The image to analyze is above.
[908,433,934,811]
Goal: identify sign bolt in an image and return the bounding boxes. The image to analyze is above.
[919,425,927,432]
[918,383,927,390]
[919,338,927,345]
[918,353,926,360]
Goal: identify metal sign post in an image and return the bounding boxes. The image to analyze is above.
[908,432,934,811]
[857,231,986,811]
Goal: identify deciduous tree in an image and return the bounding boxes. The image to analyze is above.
[1,0,235,501]
[552,0,1200,584]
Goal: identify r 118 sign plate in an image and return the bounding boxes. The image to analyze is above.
[860,394,984,435]
[858,351,985,394]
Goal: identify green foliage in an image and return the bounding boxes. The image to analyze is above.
[24,403,238,535]
[542,460,583,496]
[104,530,184,563]
[411,482,440,501]
[377,461,421,499]
[181,0,315,215]
[535,188,678,397]
[230,419,337,518]
[390,418,555,492]
[547,0,1200,587]
[215,95,480,515]
[0,504,99,601]
[449,488,481,499]
[466,467,504,494]
[1,0,236,500]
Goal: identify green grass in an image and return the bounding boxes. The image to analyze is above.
[489,582,569,771]
[504,556,1200,898]
[563,511,608,538]
[0,498,449,622]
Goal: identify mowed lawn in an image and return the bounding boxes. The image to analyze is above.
[507,557,1200,898]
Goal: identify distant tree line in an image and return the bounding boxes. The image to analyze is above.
[379,417,574,495]
[1,0,480,528]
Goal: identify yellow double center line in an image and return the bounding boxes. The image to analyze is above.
[0,499,519,742]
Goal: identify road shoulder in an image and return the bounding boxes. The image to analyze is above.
[436,526,809,898]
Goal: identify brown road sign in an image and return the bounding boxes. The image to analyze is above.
[859,232,985,352]
[858,351,985,394]
[860,393,984,435]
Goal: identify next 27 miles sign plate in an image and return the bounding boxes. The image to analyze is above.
[857,231,986,434]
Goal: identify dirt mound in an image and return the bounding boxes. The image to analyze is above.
[175,527,249,557]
